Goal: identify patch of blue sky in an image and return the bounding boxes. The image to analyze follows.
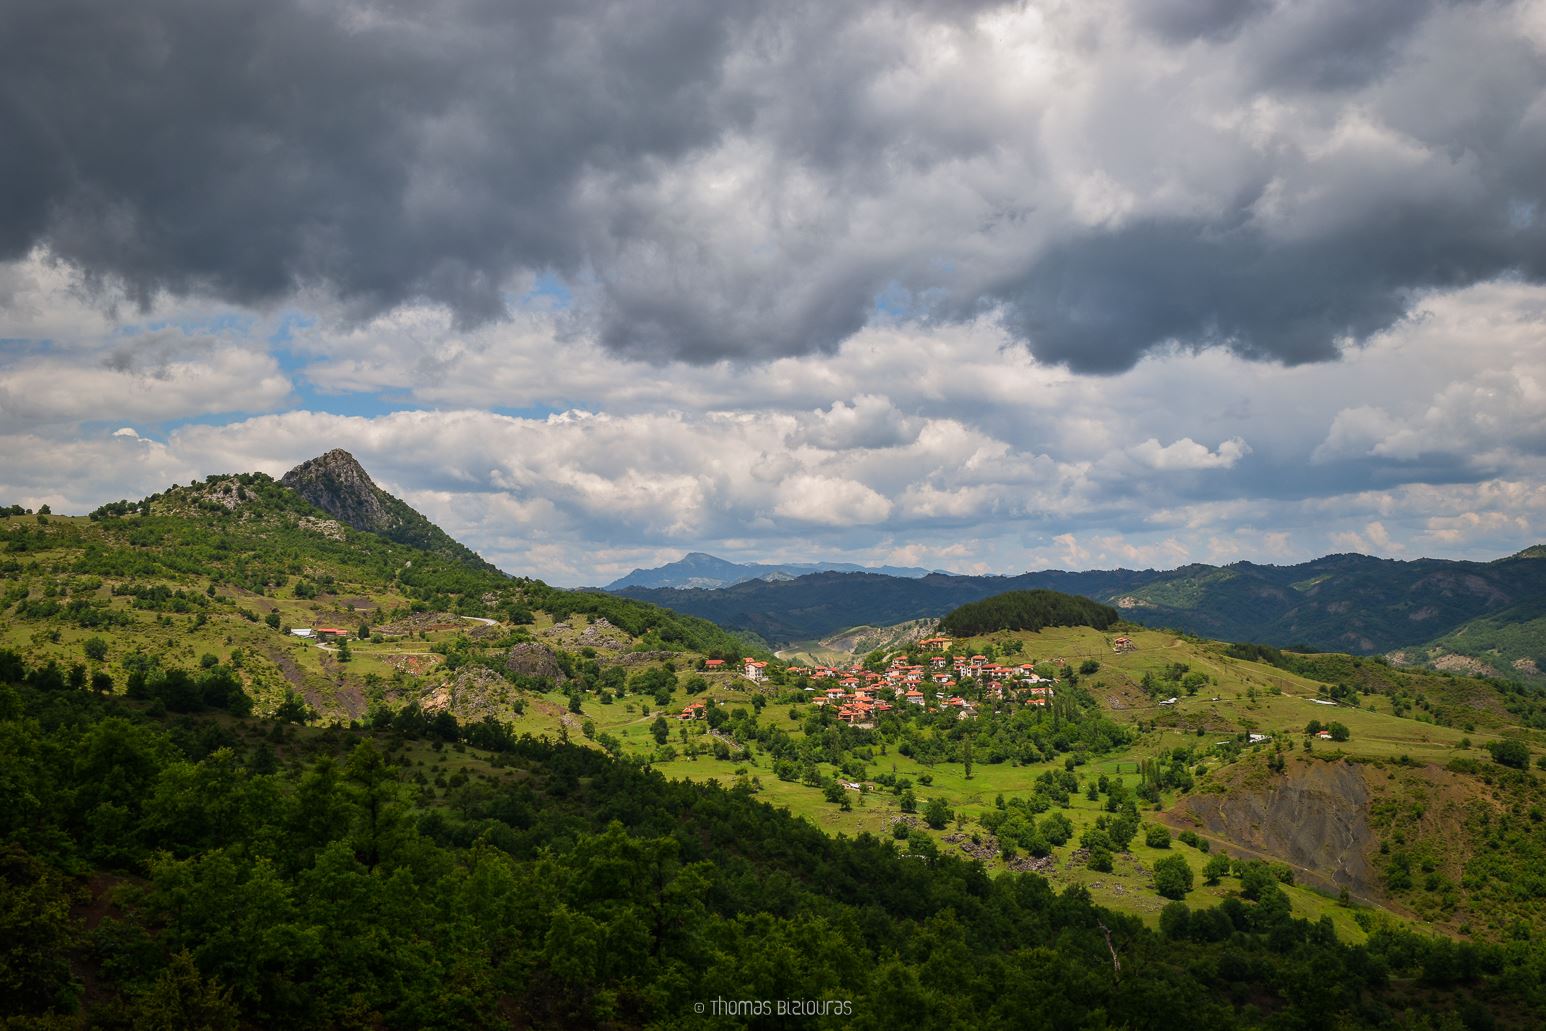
[107,310,259,340]
[871,280,952,321]
[289,381,410,419]
[267,310,318,345]
[487,403,568,421]
[0,337,55,358]
[510,271,574,312]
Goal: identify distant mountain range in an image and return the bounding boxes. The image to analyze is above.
[612,549,1546,671]
[602,551,947,590]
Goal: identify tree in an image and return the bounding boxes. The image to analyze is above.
[1488,738,1530,769]
[1203,854,1231,885]
[264,610,281,629]
[83,637,108,662]
[1239,861,1279,900]
[962,735,974,780]
[1087,845,1113,872]
[906,828,937,861]
[1145,825,1171,849]
[1328,722,1350,742]
[131,950,239,1031]
[651,715,670,745]
[335,639,351,663]
[924,797,951,830]
[1153,855,1194,899]
[1159,900,1191,939]
[1106,811,1138,851]
[358,622,371,640]
[1039,812,1073,847]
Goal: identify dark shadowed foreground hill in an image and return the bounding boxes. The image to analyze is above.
[615,549,1546,654]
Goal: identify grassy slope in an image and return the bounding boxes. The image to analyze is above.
[0,477,752,720]
[512,623,1546,940]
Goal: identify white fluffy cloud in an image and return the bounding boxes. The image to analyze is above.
[1128,436,1252,471]
[2,233,1545,584]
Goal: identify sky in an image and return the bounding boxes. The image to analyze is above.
[2,0,1545,586]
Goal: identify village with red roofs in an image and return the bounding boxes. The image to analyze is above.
[677,634,1060,726]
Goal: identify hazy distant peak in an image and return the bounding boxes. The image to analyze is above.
[605,553,944,591]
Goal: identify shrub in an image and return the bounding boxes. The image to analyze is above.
[1488,739,1530,770]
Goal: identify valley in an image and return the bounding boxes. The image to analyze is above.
[613,550,1546,685]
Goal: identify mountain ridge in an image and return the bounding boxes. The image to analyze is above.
[280,448,499,573]
[614,548,1546,662]
[603,550,948,590]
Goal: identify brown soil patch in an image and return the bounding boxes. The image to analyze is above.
[391,653,440,676]
[1167,757,1379,897]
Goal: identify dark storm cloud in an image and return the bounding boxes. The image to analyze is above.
[0,0,767,317]
[1134,0,1273,43]
[2,0,1544,373]
[996,201,1546,373]
[1247,0,1446,92]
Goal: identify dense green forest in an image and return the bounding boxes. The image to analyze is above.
[939,590,1120,638]
[4,652,1546,1029]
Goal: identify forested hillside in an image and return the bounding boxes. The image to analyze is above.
[5,660,1546,1029]
[939,590,1119,637]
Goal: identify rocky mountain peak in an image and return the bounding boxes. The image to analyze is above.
[280,449,396,534]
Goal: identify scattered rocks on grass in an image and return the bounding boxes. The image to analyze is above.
[505,642,566,683]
